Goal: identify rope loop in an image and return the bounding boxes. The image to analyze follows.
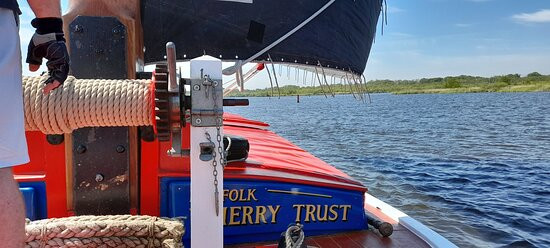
[40,222,47,248]
[284,223,305,248]
[25,215,184,248]
[148,216,157,248]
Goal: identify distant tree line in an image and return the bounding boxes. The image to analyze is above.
[227,72,550,96]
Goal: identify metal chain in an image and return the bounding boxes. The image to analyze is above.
[205,74,226,168]
[205,132,219,216]
[203,74,225,216]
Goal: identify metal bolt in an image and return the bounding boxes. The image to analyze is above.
[46,134,64,145]
[166,148,178,156]
[193,85,200,91]
[196,118,202,124]
[95,174,104,182]
[76,145,87,154]
[116,145,126,153]
[74,25,83,33]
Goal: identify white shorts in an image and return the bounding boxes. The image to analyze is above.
[0,8,29,168]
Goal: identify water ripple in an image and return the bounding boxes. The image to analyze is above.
[228,92,550,247]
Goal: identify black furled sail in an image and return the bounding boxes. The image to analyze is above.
[142,0,383,76]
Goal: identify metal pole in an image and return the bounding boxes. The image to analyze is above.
[166,42,178,92]
[190,56,224,247]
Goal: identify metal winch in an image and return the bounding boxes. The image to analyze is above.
[23,42,248,158]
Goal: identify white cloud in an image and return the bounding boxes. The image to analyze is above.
[512,9,550,23]
[389,32,414,38]
[387,6,405,14]
[365,49,550,80]
[455,23,473,28]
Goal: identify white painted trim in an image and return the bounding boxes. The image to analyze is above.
[364,193,458,248]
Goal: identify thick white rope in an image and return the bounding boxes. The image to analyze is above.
[25,215,184,248]
[23,76,154,134]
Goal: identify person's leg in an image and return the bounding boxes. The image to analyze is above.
[0,168,25,248]
[0,8,30,248]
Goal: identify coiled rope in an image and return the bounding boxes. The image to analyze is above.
[284,223,305,248]
[25,215,184,248]
[23,76,154,134]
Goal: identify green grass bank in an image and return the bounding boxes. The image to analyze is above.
[227,73,550,97]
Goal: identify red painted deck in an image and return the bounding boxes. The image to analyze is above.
[223,113,366,192]
[227,224,430,248]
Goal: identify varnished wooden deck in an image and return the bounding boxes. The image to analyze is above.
[226,224,430,248]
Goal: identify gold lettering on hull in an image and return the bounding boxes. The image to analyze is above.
[267,205,280,224]
[340,205,351,221]
[329,205,339,221]
[220,188,353,226]
[242,206,254,225]
[223,205,280,226]
[293,204,305,222]
[229,206,241,225]
[316,204,328,221]
[223,189,258,202]
[304,205,316,222]
[256,205,267,224]
[293,204,352,223]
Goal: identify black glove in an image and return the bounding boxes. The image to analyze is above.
[26,18,70,92]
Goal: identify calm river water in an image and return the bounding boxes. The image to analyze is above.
[227,92,550,248]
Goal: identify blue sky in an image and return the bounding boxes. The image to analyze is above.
[18,0,550,87]
[367,0,550,80]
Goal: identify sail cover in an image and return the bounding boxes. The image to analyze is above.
[141,0,382,75]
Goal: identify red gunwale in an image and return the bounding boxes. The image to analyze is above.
[154,113,367,192]
[16,113,367,218]
[221,113,367,192]
[141,113,367,215]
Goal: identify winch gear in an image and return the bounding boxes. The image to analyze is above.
[154,63,170,141]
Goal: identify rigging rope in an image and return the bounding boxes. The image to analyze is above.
[23,76,154,134]
[222,0,336,76]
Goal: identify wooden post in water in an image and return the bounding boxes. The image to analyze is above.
[297,94,300,103]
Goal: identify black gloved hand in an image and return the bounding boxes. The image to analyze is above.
[26,17,70,94]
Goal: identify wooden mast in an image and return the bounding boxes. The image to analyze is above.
[62,0,143,215]
[63,0,144,75]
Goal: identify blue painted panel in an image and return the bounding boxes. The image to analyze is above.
[19,182,47,220]
[160,178,191,247]
[20,187,36,220]
[160,178,367,246]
